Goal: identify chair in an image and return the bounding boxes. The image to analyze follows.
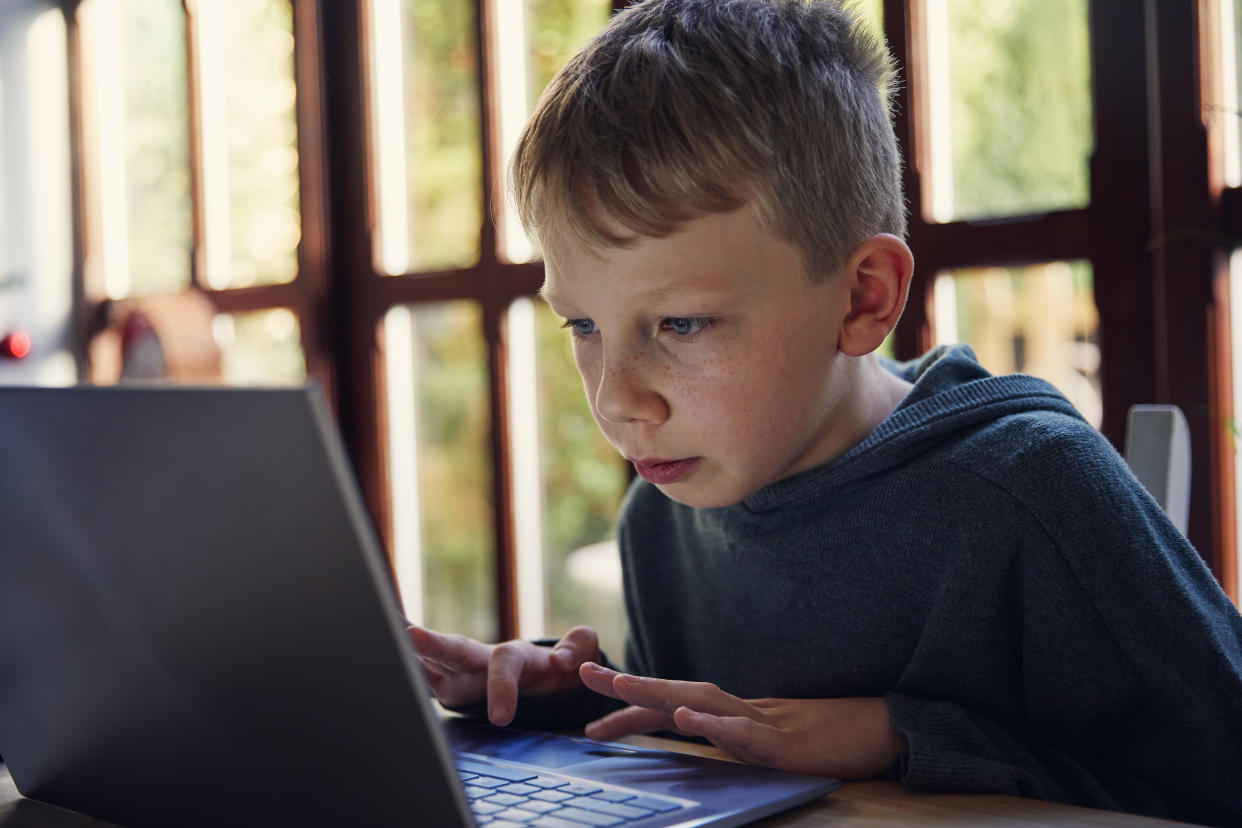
[1123,404,1191,535]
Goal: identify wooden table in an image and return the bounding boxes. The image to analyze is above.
[0,745,1189,827]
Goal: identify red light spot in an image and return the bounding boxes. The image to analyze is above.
[1,332,31,360]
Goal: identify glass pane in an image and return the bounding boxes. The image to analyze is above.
[491,0,610,263]
[199,0,300,288]
[933,261,1101,427]
[213,308,306,385]
[1223,0,1242,187]
[80,0,192,297]
[384,302,496,641]
[368,0,482,275]
[534,302,628,658]
[526,0,612,110]
[853,0,884,38]
[926,0,1092,220]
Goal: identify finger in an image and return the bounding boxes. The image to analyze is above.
[590,670,755,720]
[407,626,490,673]
[673,708,777,767]
[584,705,675,741]
[549,626,600,672]
[487,641,536,726]
[579,662,627,700]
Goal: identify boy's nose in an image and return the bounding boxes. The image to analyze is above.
[594,355,669,425]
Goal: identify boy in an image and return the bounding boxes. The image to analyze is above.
[408,0,1242,823]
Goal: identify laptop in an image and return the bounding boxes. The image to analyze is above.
[0,384,840,827]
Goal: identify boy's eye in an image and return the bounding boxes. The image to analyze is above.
[661,317,714,337]
[561,318,597,337]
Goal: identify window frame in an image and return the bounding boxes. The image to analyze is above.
[46,0,1237,644]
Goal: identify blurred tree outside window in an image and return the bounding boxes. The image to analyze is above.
[374,0,482,275]
[79,0,192,298]
[928,0,1100,429]
[929,0,1092,221]
[385,301,498,642]
[202,0,301,289]
[214,308,306,386]
[934,263,1101,427]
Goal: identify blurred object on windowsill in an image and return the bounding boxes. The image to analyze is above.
[119,312,166,381]
[90,290,222,385]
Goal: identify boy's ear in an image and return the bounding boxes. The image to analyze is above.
[837,234,914,357]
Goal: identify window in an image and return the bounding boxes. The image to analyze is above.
[74,0,322,388]
[1,0,1234,646]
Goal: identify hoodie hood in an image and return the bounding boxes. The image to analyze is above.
[742,344,1084,512]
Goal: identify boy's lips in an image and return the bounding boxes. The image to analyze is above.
[630,457,702,485]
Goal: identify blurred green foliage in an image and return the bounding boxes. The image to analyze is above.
[413,302,498,641]
[401,0,482,270]
[221,308,306,385]
[221,0,301,287]
[946,0,1091,217]
[122,0,191,295]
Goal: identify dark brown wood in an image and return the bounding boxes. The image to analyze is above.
[318,0,392,556]
[886,0,930,360]
[183,0,207,290]
[291,0,335,396]
[1087,0,1158,447]
[63,0,90,379]
[476,0,518,641]
[1146,0,1234,592]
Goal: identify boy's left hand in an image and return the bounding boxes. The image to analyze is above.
[579,662,906,780]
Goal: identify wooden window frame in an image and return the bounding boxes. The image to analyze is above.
[50,0,1235,647]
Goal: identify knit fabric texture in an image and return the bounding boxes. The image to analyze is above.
[613,344,1242,825]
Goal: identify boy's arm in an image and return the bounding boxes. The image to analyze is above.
[882,429,1242,824]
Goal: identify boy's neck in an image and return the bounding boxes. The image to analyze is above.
[837,354,913,457]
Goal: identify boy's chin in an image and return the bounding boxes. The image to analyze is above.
[654,481,750,510]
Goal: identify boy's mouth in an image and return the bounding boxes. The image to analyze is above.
[630,457,702,485]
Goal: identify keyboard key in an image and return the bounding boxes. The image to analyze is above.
[527,776,569,789]
[499,783,540,796]
[560,783,602,796]
[459,770,479,781]
[590,790,635,803]
[496,808,541,823]
[471,800,506,816]
[554,807,624,826]
[625,795,682,813]
[516,800,560,814]
[464,785,493,799]
[530,789,573,803]
[456,760,538,782]
[571,797,654,820]
[485,793,530,807]
[531,817,595,828]
[490,821,530,828]
[469,776,510,789]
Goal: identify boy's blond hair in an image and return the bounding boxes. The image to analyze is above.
[510,0,904,278]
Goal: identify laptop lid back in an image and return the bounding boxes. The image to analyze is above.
[0,385,470,827]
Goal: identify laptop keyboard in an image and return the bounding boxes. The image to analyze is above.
[456,758,688,827]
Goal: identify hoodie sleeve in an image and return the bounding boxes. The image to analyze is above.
[887,420,1242,825]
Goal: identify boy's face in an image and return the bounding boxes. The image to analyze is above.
[540,205,863,508]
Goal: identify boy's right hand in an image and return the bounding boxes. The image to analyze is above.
[406,624,600,727]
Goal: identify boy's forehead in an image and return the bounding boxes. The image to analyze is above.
[538,206,814,309]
